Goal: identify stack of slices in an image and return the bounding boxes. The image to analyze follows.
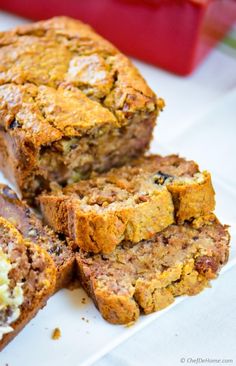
[0,17,230,349]
[39,156,229,324]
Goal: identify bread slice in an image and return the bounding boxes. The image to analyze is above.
[0,185,75,290]
[40,154,215,254]
[76,214,229,324]
[0,217,56,351]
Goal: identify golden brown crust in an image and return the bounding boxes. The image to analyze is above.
[76,215,229,324]
[69,193,174,253]
[129,155,215,223]
[0,17,163,201]
[0,219,56,350]
[169,171,215,223]
[40,187,174,254]
[0,17,157,105]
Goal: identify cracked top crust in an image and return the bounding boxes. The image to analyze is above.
[0,17,163,144]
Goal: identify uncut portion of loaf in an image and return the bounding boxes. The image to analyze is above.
[0,185,75,291]
[0,217,56,351]
[77,215,229,324]
[40,154,215,254]
[0,17,164,202]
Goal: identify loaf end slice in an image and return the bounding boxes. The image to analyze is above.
[0,217,56,350]
[76,215,229,324]
[0,185,75,290]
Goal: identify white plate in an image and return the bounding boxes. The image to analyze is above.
[0,227,235,366]
[0,11,236,366]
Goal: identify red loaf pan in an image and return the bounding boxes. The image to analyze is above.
[1,0,236,75]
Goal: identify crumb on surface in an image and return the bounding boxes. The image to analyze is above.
[81,317,89,323]
[52,327,61,340]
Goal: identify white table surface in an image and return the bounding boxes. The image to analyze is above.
[0,10,236,366]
